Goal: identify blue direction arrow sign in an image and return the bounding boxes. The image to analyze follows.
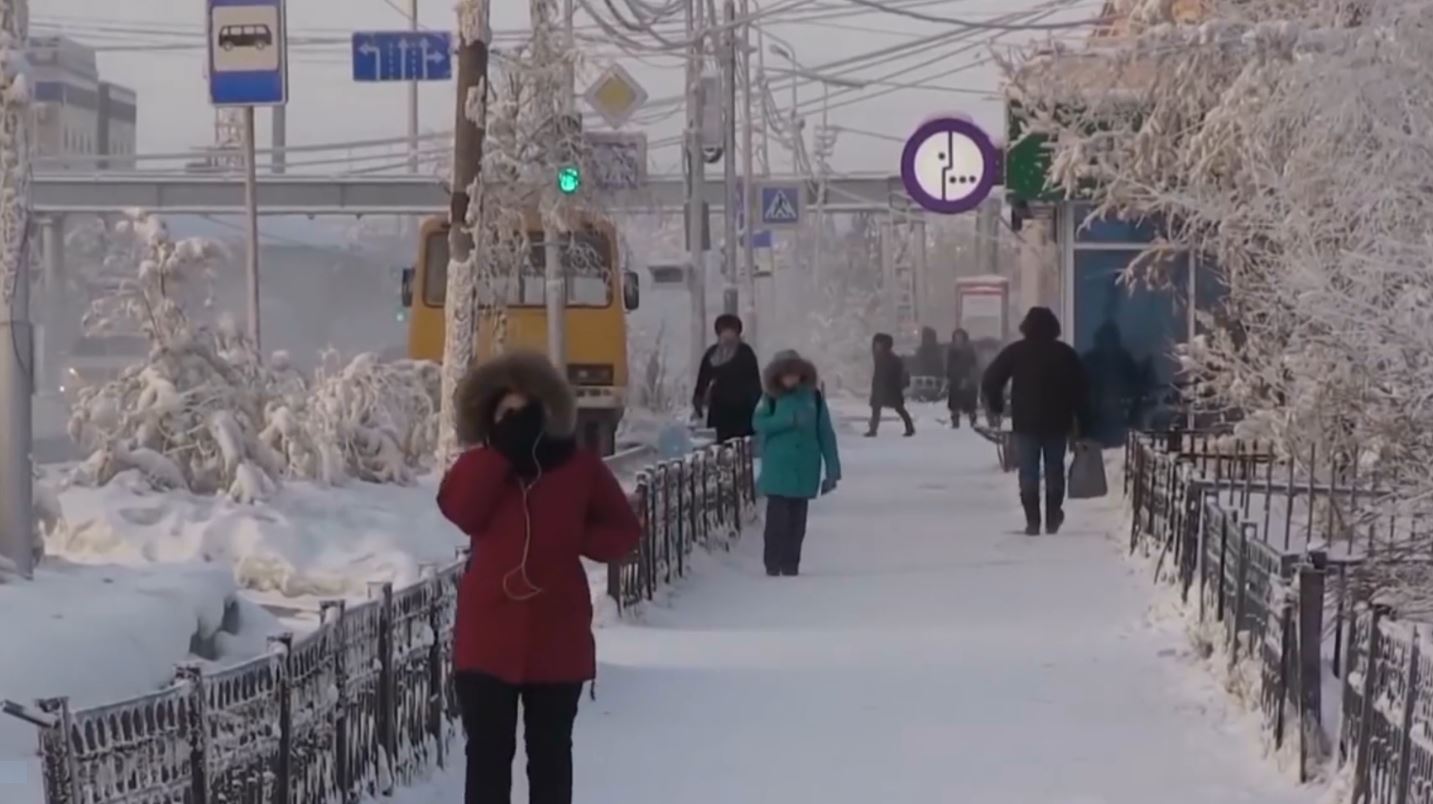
[208,0,289,106]
[352,31,453,82]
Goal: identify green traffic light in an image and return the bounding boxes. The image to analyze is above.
[557,165,581,195]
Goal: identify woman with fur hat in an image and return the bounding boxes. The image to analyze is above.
[752,350,842,576]
[437,351,641,804]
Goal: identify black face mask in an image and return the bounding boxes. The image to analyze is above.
[488,401,575,479]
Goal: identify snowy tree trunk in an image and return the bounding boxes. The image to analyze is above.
[0,0,33,577]
[437,0,490,464]
[0,0,28,307]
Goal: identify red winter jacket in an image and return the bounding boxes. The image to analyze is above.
[438,446,641,684]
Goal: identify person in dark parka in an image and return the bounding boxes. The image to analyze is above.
[914,326,945,378]
[946,328,980,429]
[866,332,915,437]
[693,314,763,442]
[981,307,1093,536]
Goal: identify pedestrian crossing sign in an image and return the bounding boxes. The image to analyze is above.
[758,184,802,229]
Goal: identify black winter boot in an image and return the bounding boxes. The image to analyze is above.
[1021,492,1041,536]
[1046,497,1065,535]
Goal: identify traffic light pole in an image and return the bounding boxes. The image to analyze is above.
[721,0,738,318]
[537,0,567,371]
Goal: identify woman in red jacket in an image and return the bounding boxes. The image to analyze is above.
[438,352,641,804]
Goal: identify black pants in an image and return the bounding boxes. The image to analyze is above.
[868,403,915,435]
[1013,433,1068,526]
[764,496,810,574]
[455,672,584,804]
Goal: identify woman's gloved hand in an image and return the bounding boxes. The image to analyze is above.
[820,477,839,496]
[489,401,546,478]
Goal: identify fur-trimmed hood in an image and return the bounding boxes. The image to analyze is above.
[763,352,819,396]
[454,351,577,445]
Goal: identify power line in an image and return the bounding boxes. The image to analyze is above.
[843,0,1101,31]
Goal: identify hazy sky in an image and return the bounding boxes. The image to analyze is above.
[34,0,1090,174]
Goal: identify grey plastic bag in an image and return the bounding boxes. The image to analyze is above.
[1068,440,1108,499]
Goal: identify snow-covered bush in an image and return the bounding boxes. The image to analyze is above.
[265,350,441,486]
[68,212,442,500]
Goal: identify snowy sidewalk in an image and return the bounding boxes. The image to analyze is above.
[399,429,1317,803]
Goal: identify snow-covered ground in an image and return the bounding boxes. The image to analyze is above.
[385,413,1321,803]
[0,558,283,802]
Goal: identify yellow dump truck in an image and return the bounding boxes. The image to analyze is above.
[400,214,638,455]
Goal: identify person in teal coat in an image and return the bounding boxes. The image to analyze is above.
[752,350,842,576]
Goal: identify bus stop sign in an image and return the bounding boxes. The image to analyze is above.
[208,0,289,106]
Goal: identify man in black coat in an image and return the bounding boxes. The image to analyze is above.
[866,332,915,437]
[693,314,763,443]
[981,307,1093,536]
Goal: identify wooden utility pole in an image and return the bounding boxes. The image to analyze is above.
[438,0,491,458]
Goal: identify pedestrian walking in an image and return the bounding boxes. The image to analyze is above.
[693,313,764,443]
[946,328,980,429]
[981,307,1093,536]
[866,332,915,437]
[753,350,842,576]
[437,352,641,804]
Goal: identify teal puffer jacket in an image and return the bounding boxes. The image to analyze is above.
[753,384,841,500]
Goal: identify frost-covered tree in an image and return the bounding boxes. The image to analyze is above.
[67,212,285,501]
[68,212,442,501]
[1006,0,1433,601]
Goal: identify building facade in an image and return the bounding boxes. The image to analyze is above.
[29,36,137,170]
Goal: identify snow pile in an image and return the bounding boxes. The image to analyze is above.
[0,559,281,802]
[65,211,442,502]
[46,469,465,602]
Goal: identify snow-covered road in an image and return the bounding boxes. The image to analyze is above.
[396,428,1316,803]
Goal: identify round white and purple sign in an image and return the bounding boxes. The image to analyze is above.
[900,117,1000,215]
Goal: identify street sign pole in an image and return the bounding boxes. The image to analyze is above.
[209,0,289,351]
[407,0,419,175]
[243,107,262,351]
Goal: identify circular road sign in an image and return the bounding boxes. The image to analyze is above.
[900,117,999,215]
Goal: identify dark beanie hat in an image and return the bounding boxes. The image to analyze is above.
[715,314,743,335]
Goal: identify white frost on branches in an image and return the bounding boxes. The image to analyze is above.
[1007,0,1433,600]
[0,0,28,306]
[68,212,441,501]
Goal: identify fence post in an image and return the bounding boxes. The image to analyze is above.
[1274,599,1292,751]
[321,600,351,801]
[175,664,209,804]
[375,583,397,794]
[269,633,294,804]
[1395,627,1420,804]
[1229,524,1251,666]
[425,573,446,770]
[1298,551,1326,782]
[35,697,79,804]
[1353,606,1386,804]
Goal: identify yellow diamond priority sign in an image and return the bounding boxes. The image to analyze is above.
[583,63,648,129]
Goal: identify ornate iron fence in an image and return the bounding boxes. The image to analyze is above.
[7,438,755,804]
[1125,430,1433,790]
[607,437,758,610]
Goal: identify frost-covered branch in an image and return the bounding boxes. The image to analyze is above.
[1007,0,1433,604]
